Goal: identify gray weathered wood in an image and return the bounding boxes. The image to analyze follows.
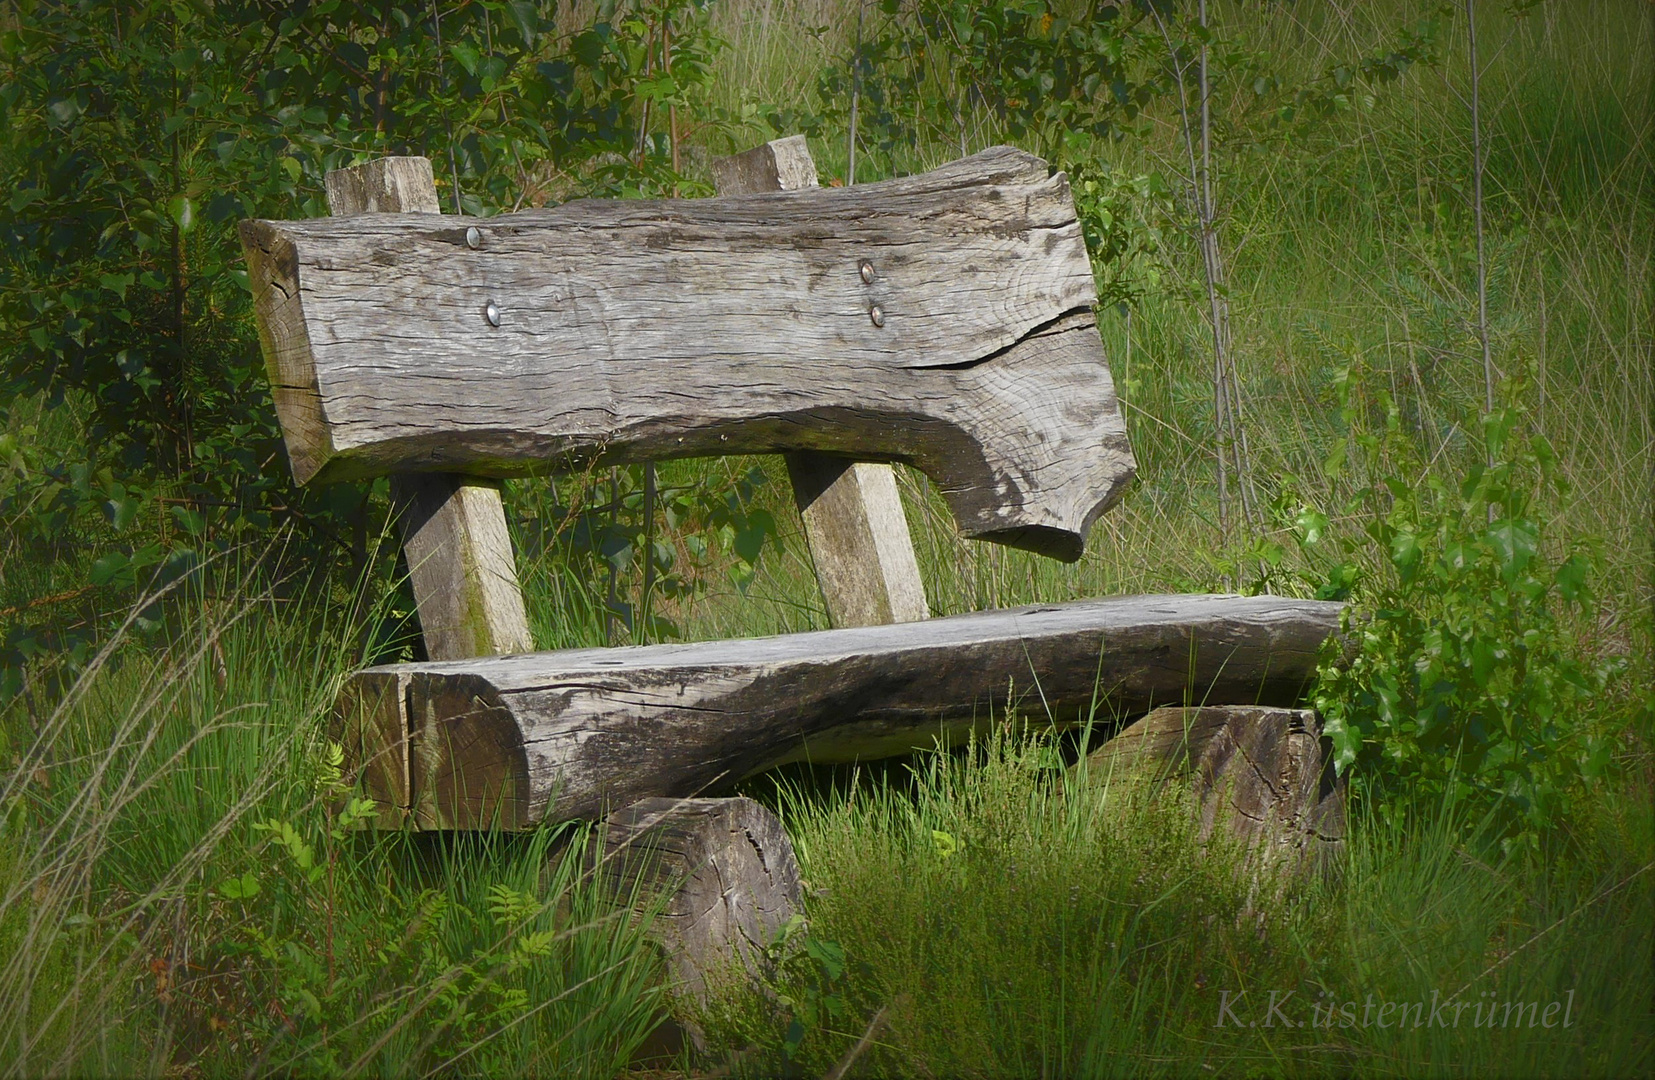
[785,456,930,625]
[323,156,443,216]
[388,473,534,660]
[710,134,820,197]
[595,797,803,1007]
[345,593,1343,829]
[241,145,1134,561]
[713,137,928,626]
[1082,705,1346,881]
[324,160,532,662]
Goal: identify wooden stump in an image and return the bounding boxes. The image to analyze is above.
[594,797,804,1009]
[1082,706,1346,882]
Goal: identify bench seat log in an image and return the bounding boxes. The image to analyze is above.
[334,593,1343,829]
[240,145,1134,561]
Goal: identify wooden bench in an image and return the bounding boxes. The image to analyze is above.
[239,138,1344,833]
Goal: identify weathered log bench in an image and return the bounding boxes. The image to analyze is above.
[240,136,1343,1003]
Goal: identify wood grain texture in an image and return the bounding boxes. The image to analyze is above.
[360,593,1345,828]
[332,669,410,824]
[595,797,804,1006]
[241,145,1135,560]
[323,157,534,663]
[713,137,928,626]
[1083,705,1346,881]
[323,156,443,215]
[389,474,533,659]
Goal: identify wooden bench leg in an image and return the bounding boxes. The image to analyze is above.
[391,474,533,661]
[714,137,929,628]
[324,157,534,664]
[595,796,806,1048]
[1081,705,1347,883]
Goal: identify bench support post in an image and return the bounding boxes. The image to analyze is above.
[713,136,929,627]
[324,158,534,663]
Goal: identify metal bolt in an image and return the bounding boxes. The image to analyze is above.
[870,305,885,328]
[484,300,501,327]
[859,260,874,284]
[465,226,482,249]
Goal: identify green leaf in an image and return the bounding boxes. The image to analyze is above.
[98,272,134,299]
[170,505,206,536]
[217,871,261,899]
[1295,507,1328,546]
[1554,553,1590,604]
[1323,713,1360,774]
[167,194,195,234]
[90,552,129,586]
[1389,530,1421,573]
[1322,439,1347,479]
[504,1,538,44]
[1487,518,1538,577]
[733,511,772,565]
[450,40,482,76]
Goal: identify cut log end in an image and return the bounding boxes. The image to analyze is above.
[1083,705,1347,882]
[594,796,804,1008]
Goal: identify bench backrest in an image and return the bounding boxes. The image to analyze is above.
[240,140,1135,659]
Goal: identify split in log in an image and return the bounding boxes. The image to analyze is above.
[1081,705,1346,881]
[333,593,1344,828]
[239,145,1134,561]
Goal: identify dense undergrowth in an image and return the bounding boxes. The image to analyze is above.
[2,0,1651,1076]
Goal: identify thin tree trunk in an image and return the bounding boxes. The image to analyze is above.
[1466,0,1495,426]
[1151,3,1260,582]
[429,0,463,214]
[848,0,864,184]
[606,466,620,645]
[665,18,679,177]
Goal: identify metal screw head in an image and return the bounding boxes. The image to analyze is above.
[869,305,885,328]
[859,260,875,284]
[484,300,501,327]
[465,226,482,249]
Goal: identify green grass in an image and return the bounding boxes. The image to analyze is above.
[708,727,1653,1078]
[2,0,1651,1075]
[0,580,669,1077]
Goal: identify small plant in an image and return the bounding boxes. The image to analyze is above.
[761,914,868,1072]
[1308,373,1625,852]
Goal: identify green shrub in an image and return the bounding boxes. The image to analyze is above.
[1310,376,1626,852]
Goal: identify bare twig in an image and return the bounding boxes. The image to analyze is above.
[822,1002,891,1080]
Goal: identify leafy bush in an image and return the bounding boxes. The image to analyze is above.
[1309,375,1626,850]
[0,0,757,697]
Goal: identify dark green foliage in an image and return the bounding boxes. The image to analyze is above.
[1308,372,1627,851]
[0,0,739,698]
[510,461,785,649]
